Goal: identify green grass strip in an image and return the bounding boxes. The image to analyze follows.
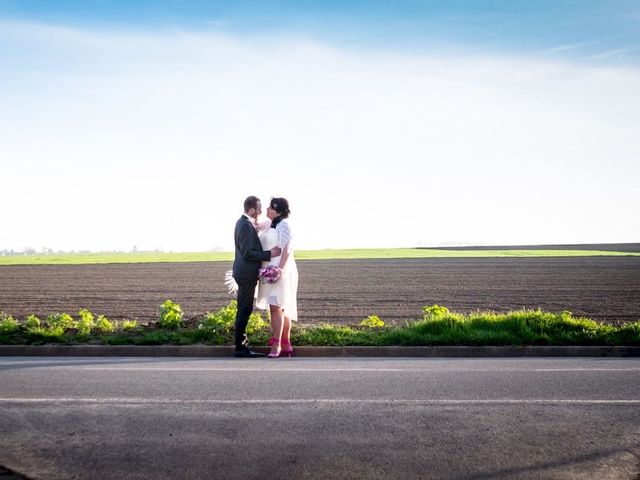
[1,248,638,266]
[1,307,638,346]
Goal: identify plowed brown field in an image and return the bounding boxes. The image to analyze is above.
[1,256,639,325]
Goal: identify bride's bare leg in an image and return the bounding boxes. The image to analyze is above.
[281,315,291,344]
[269,305,283,355]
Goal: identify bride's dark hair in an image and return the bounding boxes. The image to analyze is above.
[270,197,290,228]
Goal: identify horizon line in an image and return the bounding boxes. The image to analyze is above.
[2,242,639,256]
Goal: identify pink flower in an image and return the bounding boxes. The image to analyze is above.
[259,265,282,284]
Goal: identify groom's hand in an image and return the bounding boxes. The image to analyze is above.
[270,246,282,257]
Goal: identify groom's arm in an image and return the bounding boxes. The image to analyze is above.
[237,222,272,262]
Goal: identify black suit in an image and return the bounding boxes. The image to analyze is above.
[233,215,271,350]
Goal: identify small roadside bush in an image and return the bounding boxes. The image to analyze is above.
[25,314,41,330]
[159,300,184,329]
[120,320,138,331]
[423,305,450,319]
[198,301,267,334]
[45,325,66,337]
[199,307,234,333]
[96,315,115,333]
[247,311,268,334]
[46,313,75,330]
[77,309,95,336]
[360,315,385,328]
[0,313,19,333]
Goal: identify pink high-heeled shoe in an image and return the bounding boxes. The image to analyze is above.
[267,340,281,358]
[281,340,294,357]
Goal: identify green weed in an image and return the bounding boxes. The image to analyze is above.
[159,300,183,329]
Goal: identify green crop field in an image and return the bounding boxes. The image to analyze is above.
[0,248,638,266]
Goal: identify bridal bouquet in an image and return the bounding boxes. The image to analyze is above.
[259,265,282,284]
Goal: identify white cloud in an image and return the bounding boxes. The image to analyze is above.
[1,21,639,251]
[545,43,592,53]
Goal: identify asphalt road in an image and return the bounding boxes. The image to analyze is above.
[1,357,639,480]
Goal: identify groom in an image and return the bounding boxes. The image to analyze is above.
[233,196,281,357]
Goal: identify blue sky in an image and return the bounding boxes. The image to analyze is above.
[1,1,639,251]
[1,0,639,62]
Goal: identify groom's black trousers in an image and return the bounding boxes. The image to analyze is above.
[235,279,257,350]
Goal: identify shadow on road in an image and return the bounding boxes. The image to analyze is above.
[459,446,640,480]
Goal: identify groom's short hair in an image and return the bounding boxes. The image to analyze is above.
[244,196,260,212]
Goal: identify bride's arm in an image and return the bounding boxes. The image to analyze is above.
[277,221,292,270]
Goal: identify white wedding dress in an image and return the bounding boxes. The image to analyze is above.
[255,219,298,321]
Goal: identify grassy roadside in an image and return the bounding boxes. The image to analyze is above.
[1,248,639,266]
[1,303,638,346]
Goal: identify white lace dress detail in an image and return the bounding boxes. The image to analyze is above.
[255,219,299,321]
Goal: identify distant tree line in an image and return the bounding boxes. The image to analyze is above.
[0,246,148,256]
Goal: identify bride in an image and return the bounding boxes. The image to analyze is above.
[255,197,298,358]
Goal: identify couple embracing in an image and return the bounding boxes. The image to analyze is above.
[231,196,298,358]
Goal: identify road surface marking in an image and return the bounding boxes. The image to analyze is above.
[76,367,640,372]
[2,364,640,372]
[533,368,640,371]
[80,367,422,371]
[1,398,639,405]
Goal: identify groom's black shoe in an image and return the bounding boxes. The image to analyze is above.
[234,347,265,358]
